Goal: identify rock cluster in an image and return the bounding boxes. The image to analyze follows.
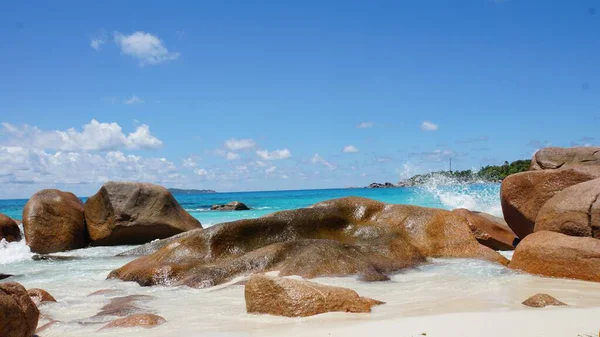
[501,147,600,282]
[21,181,202,253]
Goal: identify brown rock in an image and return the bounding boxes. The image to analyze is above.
[94,295,155,317]
[22,189,87,254]
[84,181,202,246]
[211,201,250,211]
[501,167,600,239]
[0,282,40,337]
[27,288,57,305]
[535,178,600,238]
[100,313,166,330]
[452,208,518,250]
[531,147,600,170]
[245,275,383,317]
[522,293,567,308]
[0,213,21,242]
[108,197,507,288]
[509,231,600,282]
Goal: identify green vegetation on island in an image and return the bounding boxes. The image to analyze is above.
[396,159,531,187]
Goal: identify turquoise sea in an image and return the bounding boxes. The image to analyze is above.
[0,183,502,226]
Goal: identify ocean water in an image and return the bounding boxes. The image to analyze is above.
[0,183,502,226]
[2,183,600,336]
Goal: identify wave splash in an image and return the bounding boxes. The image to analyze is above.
[416,173,502,217]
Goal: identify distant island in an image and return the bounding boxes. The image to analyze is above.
[168,188,217,194]
[367,159,531,188]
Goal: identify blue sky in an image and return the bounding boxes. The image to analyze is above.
[1,0,599,198]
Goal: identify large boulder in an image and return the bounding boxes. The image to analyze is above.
[0,282,39,337]
[534,178,600,238]
[509,231,600,282]
[245,275,383,317]
[530,147,600,170]
[108,197,507,288]
[22,189,87,254]
[500,167,600,239]
[84,181,202,246]
[0,213,21,242]
[452,208,518,250]
[211,201,250,211]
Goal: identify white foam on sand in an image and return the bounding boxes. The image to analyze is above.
[12,254,600,337]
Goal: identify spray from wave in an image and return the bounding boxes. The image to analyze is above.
[413,172,503,217]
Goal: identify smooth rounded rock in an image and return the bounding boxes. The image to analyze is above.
[22,189,87,254]
[211,201,250,211]
[452,208,518,250]
[509,231,600,282]
[245,275,384,317]
[501,167,600,239]
[522,293,567,308]
[27,288,57,305]
[100,314,166,330]
[531,147,600,170]
[0,213,21,242]
[0,282,40,337]
[84,181,202,246]
[535,178,600,238]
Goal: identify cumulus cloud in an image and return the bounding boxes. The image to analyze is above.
[0,146,178,186]
[265,166,277,174]
[225,152,240,160]
[420,121,439,131]
[343,145,359,153]
[256,148,291,160]
[193,168,209,177]
[357,122,374,128]
[124,95,144,105]
[225,138,256,151]
[114,31,180,66]
[1,119,162,151]
[311,154,336,170]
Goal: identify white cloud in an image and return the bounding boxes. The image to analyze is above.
[421,121,439,131]
[281,174,289,179]
[357,122,374,128]
[0,147,178,186]
[254,160,267,167]
[114,31,180,66]
[225,152,240,160]
[193,168,208,177]
[182,156,197,168]
[90,37,105,51]
[256,148,291,160]
[124,95,144,105]
[265,166,277,174]
[1,119,162,152]
[343,145,359,153]
[311,154,336,170]
[225,138,255,151]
